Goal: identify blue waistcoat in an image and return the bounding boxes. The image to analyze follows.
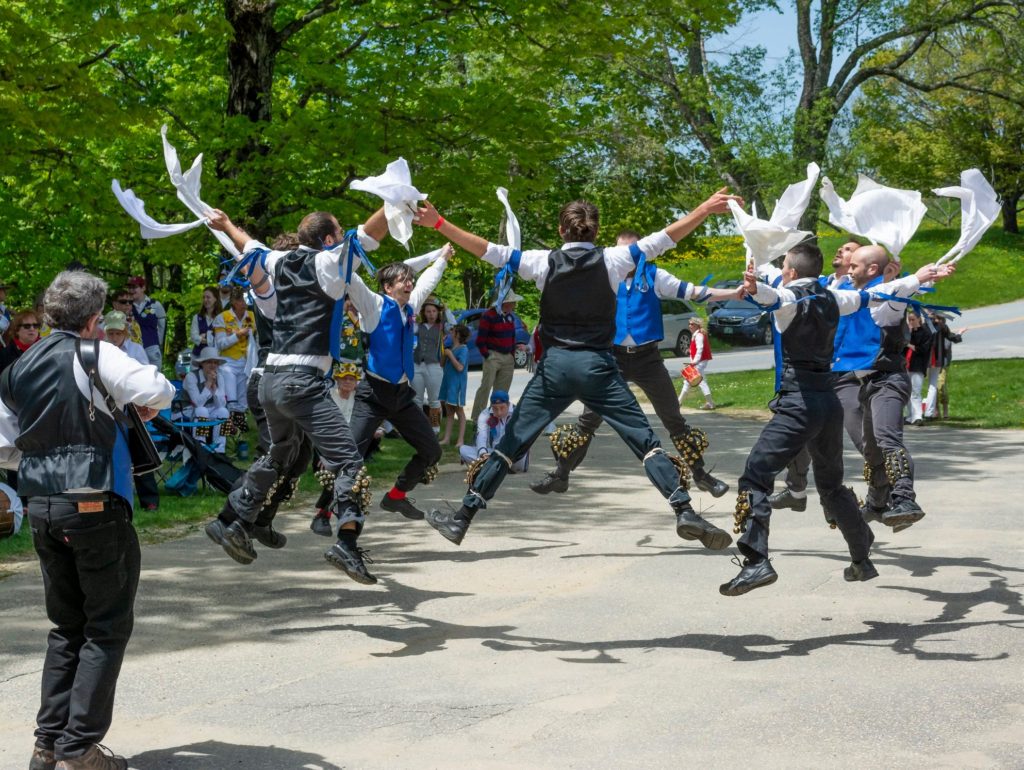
[832,275,884,372]
[367,297,415,384]
[613,262,663,345]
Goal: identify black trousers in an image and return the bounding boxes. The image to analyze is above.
[29,494,140,760]
[133,471,159,508]
[247,370,271,456]
[737,389,872,562]
[229,370,364,531]
[860,370,915,506]
[573,343,708,471]
[465,347,687,510]
[782,372,863,493]
[348,376,442,492]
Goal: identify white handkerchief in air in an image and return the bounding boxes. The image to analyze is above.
[769,163,820,229]
[728,200,814,267]
[111,180,207,240]
[496,187,522,250]
[351,158,426,248]
[820,175,926,258]
[933,169,1000,264]
[403,246,448,274]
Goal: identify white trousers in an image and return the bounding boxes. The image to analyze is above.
[412,362,443,408]
[679,360,712,399]
[923,366,940,417]
[907,371,926,422]
[191,405,230,453]
[222,358,248,411]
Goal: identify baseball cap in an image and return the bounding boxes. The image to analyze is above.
[490,390,510,404]
[103,310,128,331]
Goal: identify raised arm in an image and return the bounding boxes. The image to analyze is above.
[206,209,270,293]
[362,206,388,244]
[664,188,744,243]
[413,200,489,257]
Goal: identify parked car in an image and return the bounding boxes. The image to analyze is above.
[658,298,701,356]
[453,308,532,368]
[705,279,743,313]
[707,300,774,346]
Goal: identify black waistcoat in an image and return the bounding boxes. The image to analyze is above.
[271,248,335,356]
[539,246,616,350]
[779,282,840,392]
[254,306,273,367]
[0,333,117,496]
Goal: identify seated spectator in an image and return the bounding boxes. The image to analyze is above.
[0,309,42,373]
[183,347,232,453]
[102,311,149,365]
[0,480,23,539]
[460,390,529,473]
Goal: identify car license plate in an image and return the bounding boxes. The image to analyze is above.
[723,327,734,335]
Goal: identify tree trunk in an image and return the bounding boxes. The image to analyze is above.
[1001,194,1020,234]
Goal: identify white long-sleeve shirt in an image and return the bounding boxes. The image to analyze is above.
[0,333,175,470]
[480,230,677,291]
[473,405,516,456]
[690,330,707,364]
[183,369,230,411]
[237,225,381,373]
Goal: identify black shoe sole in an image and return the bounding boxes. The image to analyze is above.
[844,565,879,582]
[323,549,378,584]
[380,497,425,520]
[205,521,256,565]
[719,571,778,596]
[530,478,568,495]
[676,522,732,550]
[881,510,925,528]
[770,499,807,511]
[426,516,467,545]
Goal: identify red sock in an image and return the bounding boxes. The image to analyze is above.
[387,487,406,500]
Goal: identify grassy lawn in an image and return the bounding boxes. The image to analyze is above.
[672,358,1024,430]
[1,436,464,567]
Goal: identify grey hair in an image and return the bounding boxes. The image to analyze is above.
[43,271,108,331]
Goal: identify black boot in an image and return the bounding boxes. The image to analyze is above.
[380,493,426,520]
[530,471,569,495]
[882,499,925,530]
[426,505,476,545]
[844,558,879,582]
[205,519,257,564]
[674,502,732,550]
[692,468,729,498]
[252,523,287,549]
[719,556,778,596]
[768,488,807,511]
[324,540,377,584]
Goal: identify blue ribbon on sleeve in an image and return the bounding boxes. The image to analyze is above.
[490,248,522,306]
[220,248,268,289]
[691,273,715,303]
[871,292,961,317]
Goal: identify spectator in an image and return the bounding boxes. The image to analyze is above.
[412,295,446,432]
[213,285,255,456]
[469,291,524,422]
[439,323,470,446]
[905,311,934,425]
[127,275,166,369]
[183,347,232,453]
[102,311,148,366]
[191,286,220,358]
[925,311,966,420]
[459,390,529,472]
[0,309,41,373]
[33,295,52,338]
[109,290,141,344]
[0,480,22,539]
[678,316,715,410]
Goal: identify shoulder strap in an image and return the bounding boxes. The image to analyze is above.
[76,338,129,425]
[0,365,13,411]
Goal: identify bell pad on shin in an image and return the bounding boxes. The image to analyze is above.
[672,426,710,467]
[883,448,912,485]
[733,490,753,535]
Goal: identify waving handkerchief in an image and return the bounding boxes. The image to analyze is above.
[403,246,448,274]
[934,169,1000,264]
[350,158,426,248]
[111,180,207,240]
[728,199,813,267]
[160,125,239,256]
[769,163,820,228]
[496,187,522,250]
[820,174,926,257]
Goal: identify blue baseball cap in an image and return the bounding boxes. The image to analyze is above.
[490,390,510,404]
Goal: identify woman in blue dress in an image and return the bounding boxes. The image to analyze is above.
[439,324,470,445]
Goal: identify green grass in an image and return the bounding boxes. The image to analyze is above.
[656,225,1024,311]
[673,359,1024,429]
[0,436,464,567]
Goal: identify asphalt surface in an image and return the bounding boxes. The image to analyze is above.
[2,407,1022,769]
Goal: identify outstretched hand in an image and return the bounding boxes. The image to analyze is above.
[914,263,956,284]
[205,209,232,232]
[413,200,441,228]
[436,242,454,261]
[702,187,745,215]
[742,267,758,296]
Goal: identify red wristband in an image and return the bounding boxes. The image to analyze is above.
[433,216,446,231]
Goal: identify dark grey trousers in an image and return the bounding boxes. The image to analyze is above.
[229,370,365,530]
[737,388,872,562]
[860,370,915,506]
[464,347,688,511]
[781,371,863,493]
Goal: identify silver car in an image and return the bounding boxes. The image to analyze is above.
[658,298,701,356]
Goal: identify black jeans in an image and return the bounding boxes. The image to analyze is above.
[348,376,442,492]
[737,389,872,562]
[29,494,140,760]
[781,372,864,493]
[466,347,686,510]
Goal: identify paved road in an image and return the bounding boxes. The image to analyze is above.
[469,299,1023,406]
[2,412,1022,769]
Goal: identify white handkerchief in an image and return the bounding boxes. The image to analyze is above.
[769,163,820,228]
[728,200,814,267]
[933,169,1000,264]
[820,174,926,257]
[351,158,426,247]
[403,246,448,274]
[161,125,239,256]
[496,187,522,250]
[111,180,207,239]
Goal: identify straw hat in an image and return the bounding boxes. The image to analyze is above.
[194,346,227,364]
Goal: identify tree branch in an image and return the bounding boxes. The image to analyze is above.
[78,43,119,69]
[106,60,202,142]
[277,0,354,45]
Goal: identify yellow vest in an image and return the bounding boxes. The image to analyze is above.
[219,308,254,360]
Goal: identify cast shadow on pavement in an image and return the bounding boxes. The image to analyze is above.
[130,740,341,769]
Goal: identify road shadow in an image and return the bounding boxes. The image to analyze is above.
[130,740,342,769]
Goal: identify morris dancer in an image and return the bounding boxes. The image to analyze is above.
[412,190,741,548]
[202,207,387,584]
[722,243,953,596]
[530,231,733,499]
